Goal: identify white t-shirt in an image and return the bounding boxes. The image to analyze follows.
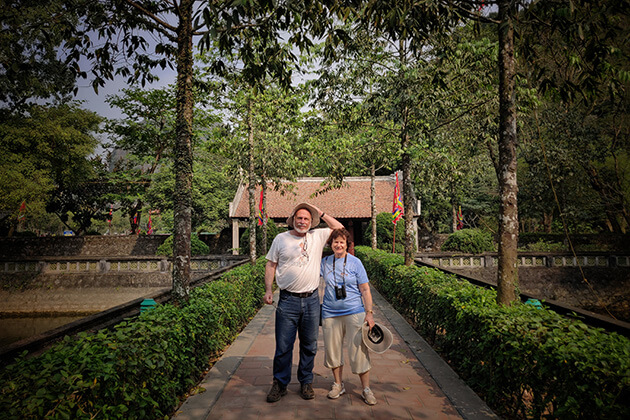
[266,228,332,293]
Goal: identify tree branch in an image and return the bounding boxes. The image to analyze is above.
[124,0,178,34]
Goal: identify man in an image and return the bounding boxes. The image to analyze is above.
[264,202,343,402]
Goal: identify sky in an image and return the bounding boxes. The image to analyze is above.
[73,66,178,120]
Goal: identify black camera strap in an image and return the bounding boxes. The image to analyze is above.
[332,254,347,287]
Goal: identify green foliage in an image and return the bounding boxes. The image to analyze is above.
[239,219,283,255]
[363,212,406,253]
[520,239,566,252]
[0,0,77,110]
[104,85,228,234]
[356,246,630,420]
[0,104,103,235]
[441,228,495,253]
[0,259,266,419]
[156,234,210,256]
[144,154,238,234]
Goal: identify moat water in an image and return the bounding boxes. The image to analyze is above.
[0,316,86,349]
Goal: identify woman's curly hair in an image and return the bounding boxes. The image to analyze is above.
[327,228,353,247]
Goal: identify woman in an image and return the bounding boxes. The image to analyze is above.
[320,228,377,405]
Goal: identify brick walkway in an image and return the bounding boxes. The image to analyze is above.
[173,287,497,420]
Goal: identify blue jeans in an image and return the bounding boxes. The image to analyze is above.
[273,290,320,386]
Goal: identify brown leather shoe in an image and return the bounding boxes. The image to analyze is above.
[300,383,315,400]
[266,379,287,403]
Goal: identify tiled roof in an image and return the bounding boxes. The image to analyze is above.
[230,174,408,220]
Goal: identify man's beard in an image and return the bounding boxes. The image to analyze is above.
[294,225,310,234]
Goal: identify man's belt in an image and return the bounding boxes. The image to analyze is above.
[281,289,316,298]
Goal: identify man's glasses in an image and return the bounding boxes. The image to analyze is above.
[301,235,309,261]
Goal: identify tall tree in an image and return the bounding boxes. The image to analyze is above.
[495,0,519,304]
[35,0,336,302]
[45,158,112,235]
[0,0,77,112]
[309,31,401,248]
[105,86,177,233]
[0,104,102,234]
[518,0,630,233]
[205,69,308,261]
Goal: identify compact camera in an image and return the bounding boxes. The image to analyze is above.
[335,284,347,300]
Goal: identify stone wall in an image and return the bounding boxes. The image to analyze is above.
[444,266,630,322]
[417,232,630,252]
[0,235,170,258]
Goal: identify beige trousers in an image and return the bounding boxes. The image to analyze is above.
[322,312,371,374]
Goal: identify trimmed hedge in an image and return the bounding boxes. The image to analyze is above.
[363,212,406,253]
[156,234,210,256]
[0,259,265,419]
[355,246,630,419]
[441,228,495,253]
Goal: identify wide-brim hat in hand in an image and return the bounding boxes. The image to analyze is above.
[286,203,320,228]
[361,322,393,354]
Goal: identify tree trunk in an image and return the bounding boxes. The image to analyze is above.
[129,201,142,234]
[452,203,458,233]
[248,96,257,264]
[172,0,194,304]
[496,0,519,306]
[371,163,377,249]
[402,151,414,265]
[262,179,268,255]
[543,211,553,233]
[585,164,625,233]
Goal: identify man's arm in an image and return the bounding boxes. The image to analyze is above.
[310,203,343,229]
[264,260,278,305]
[321,212,343,229]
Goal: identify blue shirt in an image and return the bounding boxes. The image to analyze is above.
[320,253,369,319]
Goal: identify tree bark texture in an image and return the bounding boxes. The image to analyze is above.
[262,179,268,255]
[248,97,257,264]
[399,101,415,265]
[371,164,377,249]
[129,202,142,234]
[585,164,627,233]
[172,0,194,303]
[496,0,519,305]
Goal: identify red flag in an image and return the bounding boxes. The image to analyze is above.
[392,173,404,225]
[257,186,265,226]
[17,201,26,222]
[457,206,464,230]
[133,212,139,234]
[147,213,153,235]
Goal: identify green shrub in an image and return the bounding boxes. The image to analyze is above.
[240,219,283,255]
[156,234,210,256]
[356,246,630,420]
[12,231,37,237]
[521,238,567,252]
[363,212,406,253]
[0,259,265,419]
[441,228,495,253]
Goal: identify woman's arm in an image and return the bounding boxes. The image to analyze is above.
[358,282,375,329]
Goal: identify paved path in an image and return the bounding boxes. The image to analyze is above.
[173,286,498,420]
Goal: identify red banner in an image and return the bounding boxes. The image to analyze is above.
[257,186,265,226]
[457,206,464,230]
[392,173,404,225]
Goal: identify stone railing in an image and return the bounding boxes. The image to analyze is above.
[417,252,630,269]
[1,255,247,274]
